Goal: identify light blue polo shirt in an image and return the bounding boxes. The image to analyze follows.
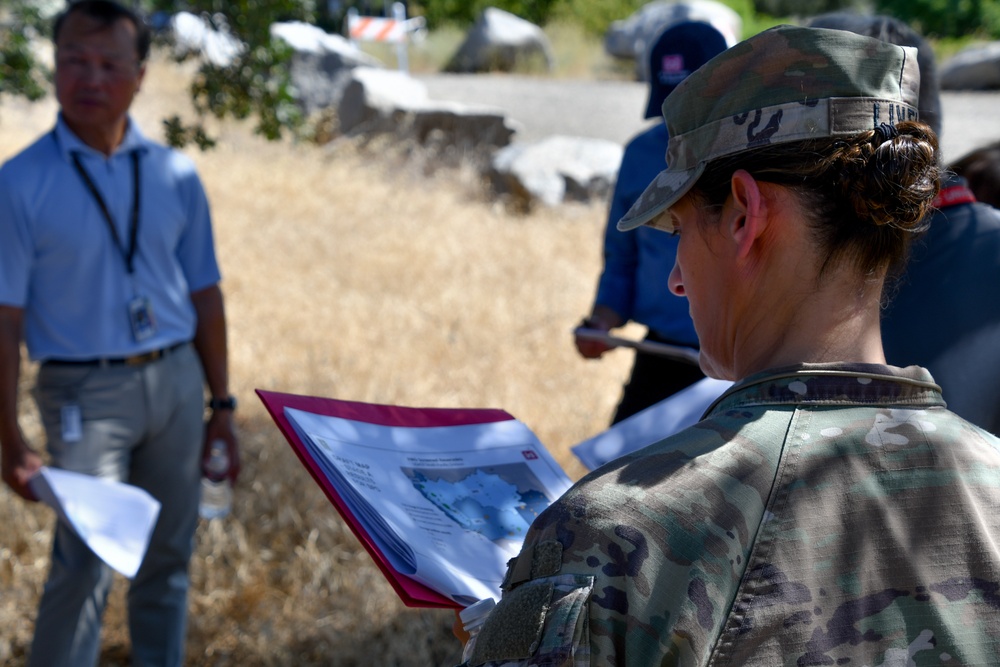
[0,116,221,361]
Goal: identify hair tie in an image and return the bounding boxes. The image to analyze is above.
[873,122,899,144]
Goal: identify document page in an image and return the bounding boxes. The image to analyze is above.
[284,407,573,605]
[572,377,733,471]
[29,466,161,578]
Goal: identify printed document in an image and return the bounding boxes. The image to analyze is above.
[572,377,733,470]
[283,407,574,606]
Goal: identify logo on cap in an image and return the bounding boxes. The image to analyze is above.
[662,54,684,74]
[659,54,689,86]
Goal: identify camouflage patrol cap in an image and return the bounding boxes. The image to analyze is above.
[617,24,921,232]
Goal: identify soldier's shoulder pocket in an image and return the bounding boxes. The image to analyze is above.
[470,573,594,667]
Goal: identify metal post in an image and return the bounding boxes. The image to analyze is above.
[346,6,358,45]
[392,2,408,73]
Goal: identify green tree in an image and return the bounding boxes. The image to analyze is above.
[410,0,561,28]
[873,0,1000,38]
[155,0,312,148]
[0,1,50,108]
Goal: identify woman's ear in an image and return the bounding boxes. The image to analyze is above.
[728,169,767,259]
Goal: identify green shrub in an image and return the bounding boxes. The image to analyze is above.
[550,0,646,36]
[873,0,1000,38]
[752,0,865,19]
[413,0,791,39]
[410,0,561,28]
[0,1,49,105]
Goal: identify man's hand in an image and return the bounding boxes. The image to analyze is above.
[452,609,471,646]
[574,306,623,359]
[0,305,38,501]
[1,435,43,501]
[203,409,240,483]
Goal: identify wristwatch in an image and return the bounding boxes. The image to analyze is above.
[207,395,237,411]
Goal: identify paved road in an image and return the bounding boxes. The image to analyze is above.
[418,73,1000,164]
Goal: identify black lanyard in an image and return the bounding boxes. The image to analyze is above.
[71,151,142,275]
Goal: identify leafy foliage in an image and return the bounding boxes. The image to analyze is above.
[410,0,562,28]
[548,0,647,36]
[0,1,50,105]
[873,0,1000,38]
[153,1,311,147]
[751,0,863,20]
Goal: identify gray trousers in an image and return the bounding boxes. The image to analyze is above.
[28,344,204,667]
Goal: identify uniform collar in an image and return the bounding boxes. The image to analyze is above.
[705,362,944,417]
[932,173,977,209]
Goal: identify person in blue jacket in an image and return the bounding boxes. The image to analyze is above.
[575,20,729,424]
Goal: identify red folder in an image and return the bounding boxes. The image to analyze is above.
[256,389,516,609]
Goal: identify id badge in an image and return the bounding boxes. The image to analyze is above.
[127,295,157,342]
[61,404,83,443]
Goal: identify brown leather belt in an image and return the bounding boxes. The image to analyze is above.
[43,341,190,368]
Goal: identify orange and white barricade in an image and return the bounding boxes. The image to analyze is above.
[346,2,425,71]
[348,14,407,44]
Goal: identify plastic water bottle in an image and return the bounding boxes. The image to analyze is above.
[199,439,232,520]
[460,597,496,664]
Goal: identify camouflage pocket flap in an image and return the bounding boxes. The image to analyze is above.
[471,574,594,667]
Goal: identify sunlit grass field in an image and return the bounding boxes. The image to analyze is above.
[0,51,637,665]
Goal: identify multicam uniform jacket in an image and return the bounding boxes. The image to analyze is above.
[461,363,1000,666]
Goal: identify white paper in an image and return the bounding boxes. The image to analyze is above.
[571,377,733,471]
[283,408,574,605]
[29,467,161,579]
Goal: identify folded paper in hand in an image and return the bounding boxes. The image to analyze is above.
[29,467,161,579]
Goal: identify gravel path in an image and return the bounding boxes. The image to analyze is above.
[417,73,1000,165]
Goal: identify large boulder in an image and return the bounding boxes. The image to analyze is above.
[489,136,623,208]
[940,42,1000,90]
[604,1,741,80]
[445,8,554,74]
[271,21,384,114]
[337,67,517,150]
[169,11,243,67]
[337,67,430,134]
[407,101,519,151]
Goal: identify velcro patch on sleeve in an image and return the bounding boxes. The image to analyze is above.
[531,541,563,579]
[471,581,553,664]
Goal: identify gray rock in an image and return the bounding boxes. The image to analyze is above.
[169,11,243,67]
[337,67,517,150]
[604,0,741,80]
[940,42,1000,90]
[337,67,430,134]
[407,101,519,150]
[445,7,554,74]
[489,136,623,207]
[271,21,384,114]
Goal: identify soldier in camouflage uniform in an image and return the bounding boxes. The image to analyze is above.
[457,25,1000,666]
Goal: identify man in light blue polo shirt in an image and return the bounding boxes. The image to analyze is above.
[0,2,239,665]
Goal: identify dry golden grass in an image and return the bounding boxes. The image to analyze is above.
[0,53,638,665]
